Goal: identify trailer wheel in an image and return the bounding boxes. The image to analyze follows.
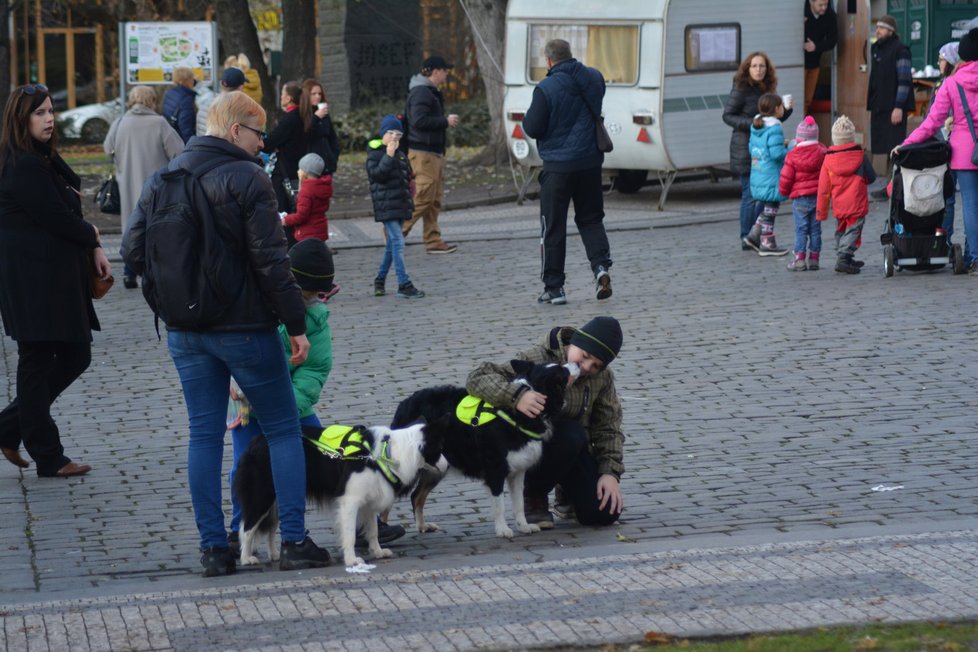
[883,245,895,278]
[951,243,966,274]
[614,170,648,194]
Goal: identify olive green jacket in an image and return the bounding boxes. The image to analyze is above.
[465,326,624,479]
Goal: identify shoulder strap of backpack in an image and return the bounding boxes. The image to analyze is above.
[957,82,978,146]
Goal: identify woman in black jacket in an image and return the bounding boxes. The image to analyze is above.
[122,91,331,577]
[723,52,793,246]
[264,81,312,212]
[367,115,424,299]
[302,78,341,174]
[0,84,111,477]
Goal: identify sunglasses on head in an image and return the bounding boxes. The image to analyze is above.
[21,84,48,96]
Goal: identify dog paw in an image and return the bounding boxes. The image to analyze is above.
[496,526,515,539]
[518,523,541,534]
[240,555,261,566]
[371,547,393,560]
[419,522,440,533]
[345,556,366,567]
[270,548,280,561]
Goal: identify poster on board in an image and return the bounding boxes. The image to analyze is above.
[123,22,216,86]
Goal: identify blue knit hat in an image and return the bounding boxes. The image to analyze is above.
[378,114,403,136]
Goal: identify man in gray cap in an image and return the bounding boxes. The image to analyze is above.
[466,316,625,530]
[402,55,460,254]
[867,15,914,185]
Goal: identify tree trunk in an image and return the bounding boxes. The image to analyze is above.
[280,0,317,86]
[459,0,507,168]
[0,1,13,112]
[213,0,277,115]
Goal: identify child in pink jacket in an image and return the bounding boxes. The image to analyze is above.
[779,116,828,271]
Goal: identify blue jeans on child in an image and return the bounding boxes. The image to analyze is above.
[167,329,308,551]
[791,195,821,253]
[228,413,322,535]
[377,219,410,286]
[957,170,978,266]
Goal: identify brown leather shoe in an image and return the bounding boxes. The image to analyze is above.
[52,462,91,477]
[1,446,29,468]
[426,242,458,254]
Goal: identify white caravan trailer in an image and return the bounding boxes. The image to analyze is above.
[503,0,804,208]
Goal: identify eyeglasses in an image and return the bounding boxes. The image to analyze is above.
[21,84,48,96]
[238,123,267,139]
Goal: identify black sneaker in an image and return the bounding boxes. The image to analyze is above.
[595,267,612,300]
[374,278,386,296]
[279,535,331,571]
[537,287,567,305]
[834,256,861,274]
[355,519,407,548]
[200,547,236,577]
[523,490,555,530]
[227,531,240,559]
[396,283,425,299]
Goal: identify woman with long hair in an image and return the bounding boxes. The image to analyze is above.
[302,78,341,174]
[0,84,111,477]
[264,80,312,212]
[723,52,793,248]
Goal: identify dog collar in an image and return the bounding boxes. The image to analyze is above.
[455,394,546,439]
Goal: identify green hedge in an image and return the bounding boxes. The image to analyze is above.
[332,97,490,153]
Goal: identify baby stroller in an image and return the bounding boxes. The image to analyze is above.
[880,140,964,276]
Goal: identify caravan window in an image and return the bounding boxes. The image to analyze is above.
[528,24,639,85]
[685,24,741,72]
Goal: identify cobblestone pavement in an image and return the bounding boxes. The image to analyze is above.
[2,179,978,650]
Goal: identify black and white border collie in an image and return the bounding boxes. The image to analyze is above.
[234,421,446,567]
[391,359,573,538]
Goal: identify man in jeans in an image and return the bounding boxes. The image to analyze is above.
[403,56,459,254]
[523,39,613,305]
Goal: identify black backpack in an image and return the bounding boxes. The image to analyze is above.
[141,157,239,330]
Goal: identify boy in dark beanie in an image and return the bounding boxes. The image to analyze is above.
[466,316,625,528]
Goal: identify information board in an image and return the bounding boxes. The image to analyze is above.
[122,22,217,86]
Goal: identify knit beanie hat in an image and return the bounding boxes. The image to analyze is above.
[831,115,856,145]
[378,114,403,136]
[569,316,623,365]
[959,28,978,63]
[939,41,961,66]
[795,115,819,141]
[876,15,898,34]
[297,153,325,177]
[288,239,335,293]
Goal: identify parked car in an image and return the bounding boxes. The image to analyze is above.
[56,98,123,143]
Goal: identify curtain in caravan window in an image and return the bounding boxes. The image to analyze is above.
[586,26,638,84]
[528,25,589,81]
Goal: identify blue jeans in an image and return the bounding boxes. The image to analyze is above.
[957,170,978,265]
[377,219,410,287]
[791,195,821,254]
[228,413,322,534]
[167,329,307,550]
[739,174,764,238]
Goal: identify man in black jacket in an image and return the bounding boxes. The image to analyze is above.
[867,15,915,180]
[523,39,613,306]
[804,0,837,114]
[403,56,459,254]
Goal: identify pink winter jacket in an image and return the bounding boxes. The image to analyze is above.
[902,60,978,171]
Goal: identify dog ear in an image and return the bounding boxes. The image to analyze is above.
[510,359,532,378]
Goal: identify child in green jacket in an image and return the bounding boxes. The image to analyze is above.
[227,239,336,543]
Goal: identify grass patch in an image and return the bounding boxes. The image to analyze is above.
[584,621,978,652]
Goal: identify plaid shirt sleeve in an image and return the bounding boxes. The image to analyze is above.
[465,344,554,410]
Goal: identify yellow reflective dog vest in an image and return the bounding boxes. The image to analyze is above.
[304,425,402,489]
[455,395,544,439]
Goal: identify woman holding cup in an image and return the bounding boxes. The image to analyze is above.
[723,52,793,248]
[302,78,341,174]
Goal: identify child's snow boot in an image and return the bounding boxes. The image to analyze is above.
[807,252,820,271]
[834,253,861,274]
[787,252,807,271]
[759,234,789,257]
[742,221,762,252]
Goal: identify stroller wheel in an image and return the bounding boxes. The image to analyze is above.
[883,245,895,278]
[951,243,966,274]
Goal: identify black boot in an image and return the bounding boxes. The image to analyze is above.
[200,547,236,577]
[279,534,331,571]
[834,254,861,274]
[523,488,555,529]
